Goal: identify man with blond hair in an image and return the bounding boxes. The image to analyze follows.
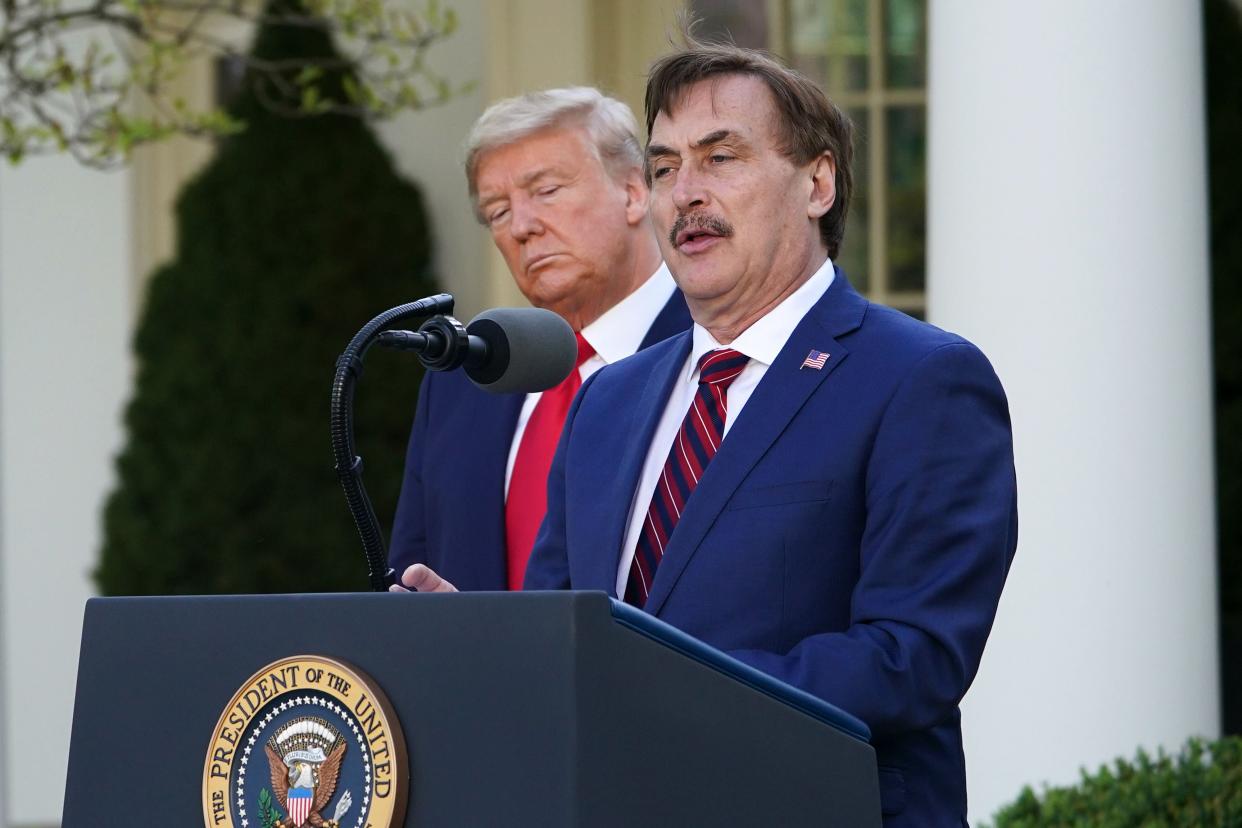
[389,87,690,591]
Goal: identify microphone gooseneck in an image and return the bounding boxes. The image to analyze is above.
[330,293,455,592]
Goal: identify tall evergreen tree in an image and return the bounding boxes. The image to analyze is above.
[97,5,435,594]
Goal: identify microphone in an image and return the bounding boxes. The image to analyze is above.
[336,295,575,591]
[378,307,576,394]
[463,308,576,393]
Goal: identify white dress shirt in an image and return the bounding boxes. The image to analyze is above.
[504,263,677,494]
[615,257,835,596]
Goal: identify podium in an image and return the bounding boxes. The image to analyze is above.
[64,591,881,826]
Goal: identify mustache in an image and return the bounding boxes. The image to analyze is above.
[668,212,734,246]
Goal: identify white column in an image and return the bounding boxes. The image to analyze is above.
[927,1,1217,821]
[0,155,133,824]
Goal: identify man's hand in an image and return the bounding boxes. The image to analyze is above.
[388,563,459,593]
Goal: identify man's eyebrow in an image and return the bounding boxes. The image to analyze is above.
[478,166,560,206]
[516,166,556,187]
[476,190,505,210]
[691,129,742,150]
[647,130,748,160]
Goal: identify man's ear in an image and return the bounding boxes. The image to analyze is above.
[623,169,651,226]
[808,152,836,220]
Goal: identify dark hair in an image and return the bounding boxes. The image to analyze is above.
[645,40,854,259]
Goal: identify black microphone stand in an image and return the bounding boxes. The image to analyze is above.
[331,293,466,591]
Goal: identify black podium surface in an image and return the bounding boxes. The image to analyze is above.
[64,591,880,826]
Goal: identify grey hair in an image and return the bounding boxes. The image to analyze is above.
[464,87,644,212]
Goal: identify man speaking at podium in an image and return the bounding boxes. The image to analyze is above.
[396,42,1017,825]
[388,87,691,592]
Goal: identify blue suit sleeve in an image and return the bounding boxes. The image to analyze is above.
[729,342,1018,736]
[388,371,434,575]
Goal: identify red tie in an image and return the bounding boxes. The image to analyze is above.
[505,332,595,590]
[625,348,749,607]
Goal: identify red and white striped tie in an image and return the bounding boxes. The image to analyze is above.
[624,348,749,607]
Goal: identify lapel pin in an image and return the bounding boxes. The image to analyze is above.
[800,350,830,371]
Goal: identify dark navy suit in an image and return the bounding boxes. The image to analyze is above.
[388,291,692,591]
[525,271,1017,825]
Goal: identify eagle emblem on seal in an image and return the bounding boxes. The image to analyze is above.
[264,716,350,827]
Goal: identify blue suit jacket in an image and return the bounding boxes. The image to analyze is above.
[388,291,692,591]
[525,271,1017,825]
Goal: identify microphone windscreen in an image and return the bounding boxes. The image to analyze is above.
[465,308,576,394]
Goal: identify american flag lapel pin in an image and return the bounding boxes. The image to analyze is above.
[800,349,830,370]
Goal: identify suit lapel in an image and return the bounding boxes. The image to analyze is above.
[581,333,692,595]
[643,272,867,616]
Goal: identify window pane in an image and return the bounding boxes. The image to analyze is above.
[689,0,770,50]
[788,0,869,93]
[838,106,869,292]
[887,105,926,293]
[884,0,927,88]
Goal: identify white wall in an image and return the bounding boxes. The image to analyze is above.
[0,157,134,825]
[927,2,1218,822]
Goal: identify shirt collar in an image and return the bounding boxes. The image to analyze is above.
[580,263,676,365]
[689,257,835,376]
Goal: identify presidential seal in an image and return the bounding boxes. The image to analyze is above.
[203,656,407,828]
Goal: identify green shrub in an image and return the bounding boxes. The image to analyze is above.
[96,4,435,594]
[989,736,1242,827]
